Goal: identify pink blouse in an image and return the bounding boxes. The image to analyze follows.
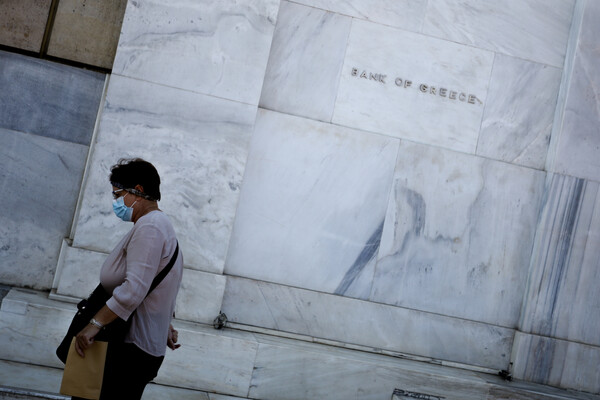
[100,211,183,357]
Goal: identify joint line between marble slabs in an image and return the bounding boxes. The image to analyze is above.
[68,74,111,241]
[223,273,519,331]
[226,321,500,376]
[110,73,259,109]
[474,51,497,155]
[328,14,354,123]
[516,330,600,349]
[330,116,552,173]
[40,0,60,56]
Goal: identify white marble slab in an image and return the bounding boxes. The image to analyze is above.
[552,1,600,182]
[0,289,75,369]
[55,242,226,325]
[112,0,279,105]
[290,0,428,32]
[249,340,490,400]
[174,269,226,324]
[71,75,256,274]
[477,54,562,170]
[0,129,88,290]
[332,19,493,154]
[259,1,351,122]
[155,321,258,397]
[511,332,600,394]
[225,109,399,295]
[222,276,514,369]
[519,174,600,346]
[422,0,575,68]
[372,141,546,327]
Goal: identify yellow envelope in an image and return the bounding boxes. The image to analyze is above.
[60,338,107,400]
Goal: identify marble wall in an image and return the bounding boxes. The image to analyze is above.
[223,0,578,374]
[0,51,105,290]
[3,0,599,395]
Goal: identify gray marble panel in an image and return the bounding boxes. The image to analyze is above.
[552,1,600,182]
[112,0,279,105]
[0,129,88,290]
[372,141,546,327]
[289,0,428,32]
[0,51,105,145]
[71,75,256,274]
[222,276,514,369]
[423,0,575,68]
[225,109,399,296]
[519,174,600,346]
[259,1,351,122]
[511,331,600,394]
[477,54,562,169]
[332,19,494,154]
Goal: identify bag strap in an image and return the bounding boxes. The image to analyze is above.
[145,241,179,298]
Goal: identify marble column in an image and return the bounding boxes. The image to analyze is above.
[512,0,600,394]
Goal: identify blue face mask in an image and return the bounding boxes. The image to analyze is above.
[112,194,136,222]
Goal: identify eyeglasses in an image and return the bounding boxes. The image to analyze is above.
[112,189,126,199]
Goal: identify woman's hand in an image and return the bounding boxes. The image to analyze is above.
[75,324,101,357]
[167,324,181,350]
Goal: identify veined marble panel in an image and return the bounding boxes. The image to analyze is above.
[552,1,600,182]
[0,0,50,52]
[519,174,600,346]
[0,129,88,289]
[290,0,428,32]
[222,276,514,369]
[477,54,562,169]
[225,109,399,295]
[372,141,546,327]
[71,75,256,274]
[423,0,575,68]
[259,1,351,122]
[511,331,600,394]
[54,242,226,324]
[332,19,493,154]
[0,51,105,145]
[112,0,279,105]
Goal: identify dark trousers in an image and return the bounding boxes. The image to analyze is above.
[73,342,164,400]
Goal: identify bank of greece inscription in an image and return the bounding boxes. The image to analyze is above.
[351,67,483,106]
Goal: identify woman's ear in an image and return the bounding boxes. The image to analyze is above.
[134,184,144,193]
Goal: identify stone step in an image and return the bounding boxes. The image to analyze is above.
[1,288,598,400]
[0,360,242,400]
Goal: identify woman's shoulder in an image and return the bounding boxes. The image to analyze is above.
[135,211,176,235]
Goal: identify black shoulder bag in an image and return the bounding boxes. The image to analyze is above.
[56,243,179,363]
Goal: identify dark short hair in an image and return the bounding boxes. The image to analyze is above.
[109,158,161,201]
